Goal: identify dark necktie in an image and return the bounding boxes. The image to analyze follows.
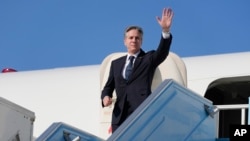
[125,56,135,80]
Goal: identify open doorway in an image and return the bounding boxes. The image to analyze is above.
[204,76,250,138]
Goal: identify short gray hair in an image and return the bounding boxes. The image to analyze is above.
[124,25,143,37]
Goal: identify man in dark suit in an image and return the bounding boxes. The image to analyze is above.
[101,7,174,133]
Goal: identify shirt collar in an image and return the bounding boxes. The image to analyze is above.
[127,50,140,61]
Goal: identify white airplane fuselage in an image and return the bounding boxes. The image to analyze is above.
[0,51,250,139]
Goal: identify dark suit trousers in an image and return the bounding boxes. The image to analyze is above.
[112,99,134,133]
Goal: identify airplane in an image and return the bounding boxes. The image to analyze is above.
[0,51,250,140]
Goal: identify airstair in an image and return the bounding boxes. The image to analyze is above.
[1,79,248,140]
[37,79,250,141]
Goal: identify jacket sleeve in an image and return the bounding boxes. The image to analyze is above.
[152,33,173,68]
[101,61,115,107]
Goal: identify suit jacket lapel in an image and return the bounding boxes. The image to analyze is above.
[133,49,145,70]
[118,56,127,80]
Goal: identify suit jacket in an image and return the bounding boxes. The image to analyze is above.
[101,34,172,125]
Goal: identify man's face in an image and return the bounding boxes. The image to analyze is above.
[124,29,142,54]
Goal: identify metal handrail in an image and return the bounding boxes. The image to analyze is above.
[214,104,249,138]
